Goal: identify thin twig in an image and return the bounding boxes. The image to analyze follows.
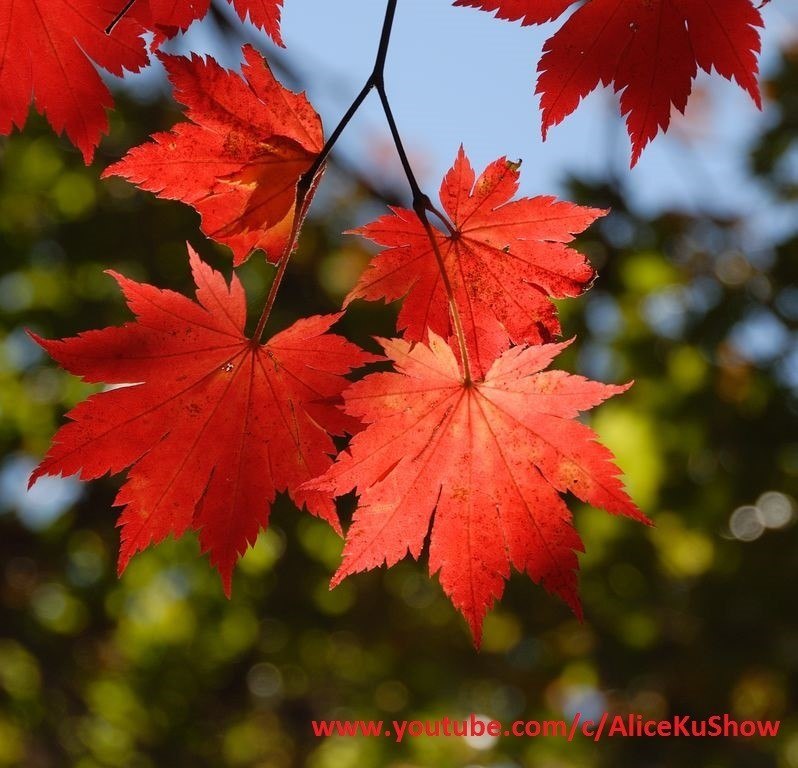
[250,185,316,342]
[376,83,471,383]
[251,0,469,383]
[374,83,456,237]
[106,0,138,34]
[251,0,399,340]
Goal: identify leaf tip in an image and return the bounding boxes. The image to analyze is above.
[25,328,47,349]
[329,567,348,590]
[116,551,131,579]
[468,617,484,650]
[27,465,44,491]
[629,140,644,168]
[221,572,234,599]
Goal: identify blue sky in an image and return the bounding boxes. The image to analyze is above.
[124,0,798,228]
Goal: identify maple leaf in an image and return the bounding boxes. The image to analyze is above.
[29,246,375,593]
[0,0,149,163]
[132,0,286,46]
[538,0,763,166]
[456,0,764,166]
[348,147,603,375]
[311,333,649,644]
[103,45,323,265]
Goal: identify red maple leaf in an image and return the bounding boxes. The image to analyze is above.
[310,333,649,644]
[104,45,323,265]
[0,0,149,163]
[131,0,285,46]
[348,148,603,375]
[455,0,764,166]
[29,246,375,593]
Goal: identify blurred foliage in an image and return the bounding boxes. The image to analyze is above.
[1,26,798,768]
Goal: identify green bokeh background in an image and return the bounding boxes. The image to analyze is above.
[1,27,798,768]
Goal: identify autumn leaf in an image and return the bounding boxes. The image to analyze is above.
[29,246,375,593]
[132,0,286,46]
[456,0,763,166]
[310,332,649,644]
[104,45,324,265]
[348,147,603,375]
[0,0,149,163]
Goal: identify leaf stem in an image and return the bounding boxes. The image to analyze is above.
[250,244,294,343]
[251,178,317,342]
[106,0,139,34]
[375,84,471,383]
[251,0,468,387]
[374,83,456,237]
[371,2,469,380]
[251,0,401,341]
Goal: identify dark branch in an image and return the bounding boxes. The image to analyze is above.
[253,0,466,377]
[254,0,403,339]
[105,0,139,35]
